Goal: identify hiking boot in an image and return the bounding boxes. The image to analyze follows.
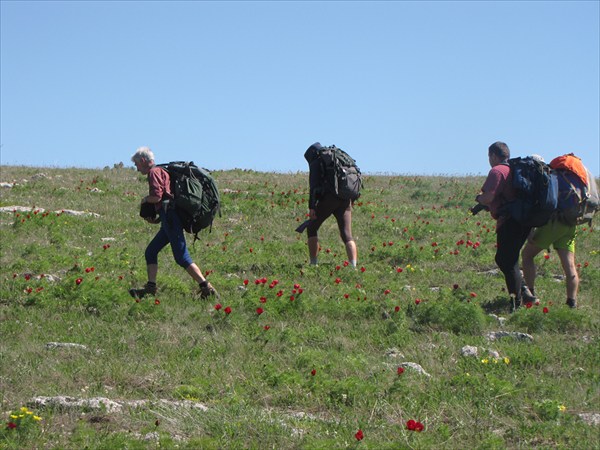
[566,298,577,309]
[129,283,157,299]
[521,286,539,305]
[199,281,218,299]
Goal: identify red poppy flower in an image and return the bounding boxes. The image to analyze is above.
[355,429,364,441]
[397,367,405,375]
[154,299,160,305]
[311,369,316,376]
[544,253,550,260]
[543,307,549,313]
[294,283,301,289]
[214,303,222,311]
[75,278,83,285]
[414,422,424,432]
[7,422,17,429]
[470,292,477,298]
[334,278,342,284]
[344,293,349,299]
[276,290,283,297]
[243,279,249,285]
[335,265,341,271]
[384,289,391,295]
[256,307,264,315]
[415,299,421,305]
[406,419,417,430]
[395,306,400,312]
[453,284,459,290]
[525,302,533,309]
[396,268,403,273]
[290,295,295,301]
[224,306,232,314]
[260,296,267,303]
[24,274,31,281]
[264,325,270,330]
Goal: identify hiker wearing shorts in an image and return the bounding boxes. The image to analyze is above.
[475,141,533,311]
[521,220,578,308]
[304,142,358,267]
[129,146,217,299]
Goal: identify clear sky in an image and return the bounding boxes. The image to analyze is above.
[1,1,598,176]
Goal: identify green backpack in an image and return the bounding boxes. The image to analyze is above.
[158,161,220,239]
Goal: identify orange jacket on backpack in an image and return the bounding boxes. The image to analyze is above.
[549,153,588,185]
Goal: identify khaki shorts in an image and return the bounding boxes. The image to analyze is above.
[530,220,576,253]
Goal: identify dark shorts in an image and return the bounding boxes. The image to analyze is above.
[307,193,353,242]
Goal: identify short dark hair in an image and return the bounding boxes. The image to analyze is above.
[488,141,510,160]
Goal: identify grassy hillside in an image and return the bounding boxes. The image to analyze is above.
[0,165,598,449]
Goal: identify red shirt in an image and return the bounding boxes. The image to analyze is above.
[147,166,173,211]
[481,163,515,222]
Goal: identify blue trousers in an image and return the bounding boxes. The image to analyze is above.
[145,208,193,269]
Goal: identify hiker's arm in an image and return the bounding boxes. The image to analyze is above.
[142,195,161,204]
[476,191,494,206]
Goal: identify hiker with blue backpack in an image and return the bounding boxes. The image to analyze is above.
[129,146,218,300]
[474,142,537,311]
[302,142,362,267]
[521,154,599,309]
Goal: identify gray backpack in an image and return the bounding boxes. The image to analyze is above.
[318,145,362,201]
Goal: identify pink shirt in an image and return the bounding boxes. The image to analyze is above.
[147,166,172,211]
[481,163,515,222]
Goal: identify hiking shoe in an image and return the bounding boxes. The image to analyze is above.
[521,286,539,305]
[199,282,218,299]
[129,283,157,299]
[566,298,577,309]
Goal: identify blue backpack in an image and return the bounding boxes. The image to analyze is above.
[502,156,558,227]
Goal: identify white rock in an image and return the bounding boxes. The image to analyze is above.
[399,362,431,377]
[486,331,533,342]
[578,412,600,426]
[461,346,478,357]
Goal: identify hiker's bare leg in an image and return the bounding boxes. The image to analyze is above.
[521,242,543,293]
[308,236,319,265]
[147,264,158,284]
[557,248,579,301]
[345,240,357,266]
[186,263,207,284]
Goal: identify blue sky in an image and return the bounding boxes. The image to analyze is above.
[1,1,598,176]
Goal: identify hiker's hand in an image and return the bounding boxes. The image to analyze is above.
[309,209,317,220]
[145,217,160,224]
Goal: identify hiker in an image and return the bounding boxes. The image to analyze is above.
[129,146,217,299]
[304,142,358,267]
[521,154,594,309]
[474,141,534,310]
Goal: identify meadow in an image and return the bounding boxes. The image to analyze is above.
[0,165,598,449]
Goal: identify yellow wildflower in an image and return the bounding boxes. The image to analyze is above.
[10,415,18,419]
[503,357,510,365]
[559,405,567,412]
[20,407,28,413]
[492,358,498,364]
[33,416,42,421]
[481,358,489,364]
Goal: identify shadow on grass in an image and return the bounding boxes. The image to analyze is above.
[480,296,512,315]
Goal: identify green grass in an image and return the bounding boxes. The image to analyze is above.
[0,165,598,449]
